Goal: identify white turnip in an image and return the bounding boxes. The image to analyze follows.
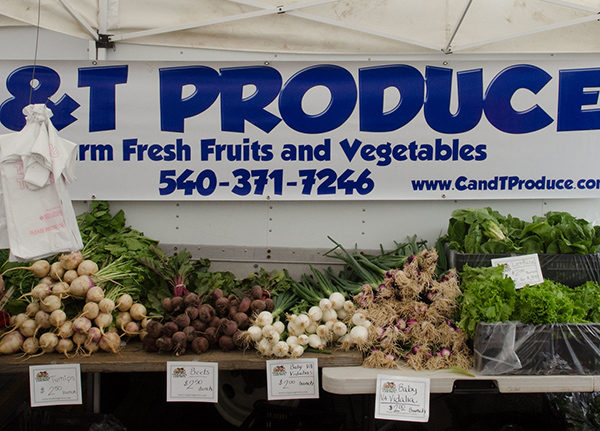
[62,269,79,284]
[82,301,100,320]
[49,309,67,328]
[129,303,148,321]
[34,310,51,333]
[0,331,24,354]
[38,332,59,354]
[116,293,133,312]
[25,301,40,317]
[84,338,100,355]
[73,316,92,334]
[86,286,105,303]
[69,276,94,299]
[94,312,113,333]
[49,262,65,280]
[77,260,99,276]
[115,311,132,331]
[40,294,61,313]
[99,332,121,353]
[22,336,40,355]
[51,281,70,299]
[58,321,74,339]
[19,318,37,338]
[1,260,50,279]
[56,338,74,357]
[60,250,83,270]
[98,298,115,314]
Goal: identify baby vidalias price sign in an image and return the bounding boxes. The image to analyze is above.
[375,375,430,422]
[266,358,319,400]
[29,364,82,407]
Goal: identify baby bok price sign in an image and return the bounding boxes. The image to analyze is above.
[375,375,430,422]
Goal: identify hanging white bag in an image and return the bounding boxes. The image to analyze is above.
[0,104,83,261]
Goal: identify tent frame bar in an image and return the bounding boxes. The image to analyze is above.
[110,0,338,42]
[230,0,441,52]
[453,12,600,53]
[57,0,99,41]
[442,0,473,54]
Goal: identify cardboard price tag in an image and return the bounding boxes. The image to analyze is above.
[29,364,82,407]
[166,362,218,403]
[266,358,319,400]
[491,254,544,289]
[375,375,430,423]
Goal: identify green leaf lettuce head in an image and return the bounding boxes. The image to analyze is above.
[511,279,582,325]
[457,264,517,338]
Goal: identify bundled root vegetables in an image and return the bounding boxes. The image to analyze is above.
[142,286,267,356]
[348,247,473,371]
[0,252,141,357]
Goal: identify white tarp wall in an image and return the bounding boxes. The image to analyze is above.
[0,0,599,275]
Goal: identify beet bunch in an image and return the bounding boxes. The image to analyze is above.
[142,286,271,356]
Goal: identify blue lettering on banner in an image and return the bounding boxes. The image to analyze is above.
[1,63,600,134]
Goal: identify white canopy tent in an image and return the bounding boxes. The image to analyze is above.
[0,0,598,59]
[0,0,599,275]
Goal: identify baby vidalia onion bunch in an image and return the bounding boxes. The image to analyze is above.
[348,247,473,371]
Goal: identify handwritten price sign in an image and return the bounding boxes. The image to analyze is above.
[375,375,430,422]
[29,364,82,407]
[491,254,544,289]
[266,358,319,400]
[166,362,218,402]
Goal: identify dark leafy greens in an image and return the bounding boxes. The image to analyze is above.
[446,208,600,255]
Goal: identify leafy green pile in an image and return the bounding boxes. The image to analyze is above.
[446,208,600,255]
[457,264,517,337]
[457,265,600,338]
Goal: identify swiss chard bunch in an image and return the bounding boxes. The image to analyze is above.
[520,211,600,254]
[446,207,524,254]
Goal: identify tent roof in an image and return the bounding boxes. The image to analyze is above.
[0,0,599,55]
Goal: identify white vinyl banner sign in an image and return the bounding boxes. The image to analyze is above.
[0,59,599,201]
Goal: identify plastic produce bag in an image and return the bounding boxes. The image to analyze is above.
[475,322,600,375]
[0,104,82,261]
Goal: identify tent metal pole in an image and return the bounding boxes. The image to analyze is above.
[57,0,99,41]
[111,0,336,42]
[540,0,599,14]
[229,0,442,52]
[96,0,109,60]
[452,13,600,52]
[442,0,473,54]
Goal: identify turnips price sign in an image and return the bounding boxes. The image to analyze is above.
[0,58,599,201]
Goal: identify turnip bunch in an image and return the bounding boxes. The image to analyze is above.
[0,252,141,357]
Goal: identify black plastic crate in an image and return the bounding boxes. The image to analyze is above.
[447,248,600,287]
[474,322,600,375]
